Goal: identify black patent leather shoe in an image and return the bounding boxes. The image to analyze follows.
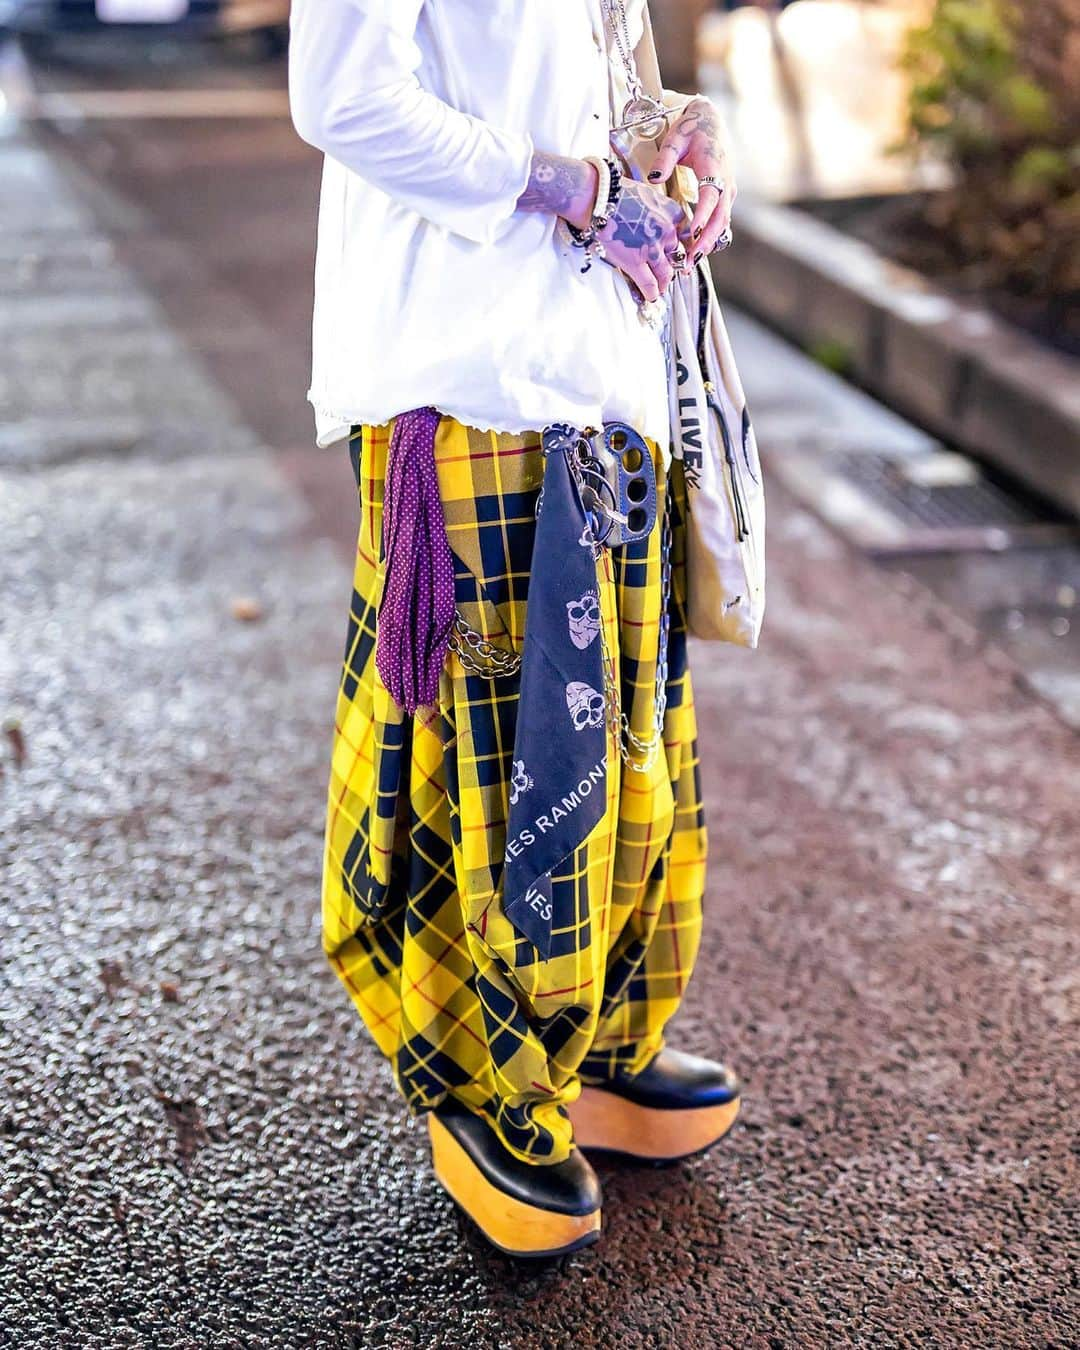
[428,1103,602,1257]
[569,1048,741,1163]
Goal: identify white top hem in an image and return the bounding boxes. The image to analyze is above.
[308,392,672,466]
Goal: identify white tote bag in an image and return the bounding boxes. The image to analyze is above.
[617,6,766,648]
[668,257,766,646]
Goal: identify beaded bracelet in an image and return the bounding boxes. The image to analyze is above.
[566,156,623,273]
[598,156,623,226]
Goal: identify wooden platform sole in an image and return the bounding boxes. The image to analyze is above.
[428,1114,602,1258]
[569,1088,741,1162]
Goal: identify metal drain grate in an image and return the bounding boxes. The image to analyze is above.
[836,450,1059,528]
[773,448,1079,554]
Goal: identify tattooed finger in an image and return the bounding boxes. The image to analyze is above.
[633,264,661,303]
[688,184,721,244]
[695,208,734,263]
[649,244,674,294]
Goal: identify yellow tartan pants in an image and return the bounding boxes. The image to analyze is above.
[322,418,707,1164]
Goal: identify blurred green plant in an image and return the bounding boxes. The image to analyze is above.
[806,336,854,376]
[900,0,1079,315]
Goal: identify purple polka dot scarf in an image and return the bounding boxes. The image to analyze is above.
[375,407,456,716]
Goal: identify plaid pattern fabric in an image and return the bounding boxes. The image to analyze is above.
[323,417,707,1165]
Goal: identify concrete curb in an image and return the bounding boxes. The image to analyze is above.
[711,200,1080,517]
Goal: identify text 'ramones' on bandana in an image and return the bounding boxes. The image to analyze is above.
[501,432,609,959]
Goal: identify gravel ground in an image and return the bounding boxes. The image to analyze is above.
[1,128,1077,1349]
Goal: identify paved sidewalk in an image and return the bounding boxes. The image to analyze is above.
[1,129,1077,1348]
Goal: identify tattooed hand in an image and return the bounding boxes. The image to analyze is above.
[516,152,684,301]
[595,178,686,303]
[647,96,737,265]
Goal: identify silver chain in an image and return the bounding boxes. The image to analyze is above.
[598,0,671,144]
[595,489,672,773]
[449,611,522,677]
[599,0,645,101]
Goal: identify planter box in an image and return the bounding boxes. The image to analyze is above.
[712,200,1080,517]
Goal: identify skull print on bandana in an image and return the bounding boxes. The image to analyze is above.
[508,758,534,806]
[566,680,606,731]
[566,589,601,650]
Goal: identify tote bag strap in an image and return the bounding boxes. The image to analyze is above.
[636,3,665,103]
[628,5,698,210]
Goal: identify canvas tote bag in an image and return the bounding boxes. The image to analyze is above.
[613,5,766,648]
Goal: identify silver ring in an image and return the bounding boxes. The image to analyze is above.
[712,227,733,252]
[698,175,723,188]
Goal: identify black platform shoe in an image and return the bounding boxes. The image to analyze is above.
[427,1104,602,1257]
[569,1048,741,1163]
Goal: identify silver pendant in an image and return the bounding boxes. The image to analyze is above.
[618,94,670,142]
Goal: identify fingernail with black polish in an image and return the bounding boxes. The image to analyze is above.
[693,252,703,264]
[648,171,661,180]
[693,227,701,239]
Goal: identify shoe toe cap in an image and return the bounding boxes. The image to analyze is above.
[622,1048,742,1110]
[436,1105,601,1216]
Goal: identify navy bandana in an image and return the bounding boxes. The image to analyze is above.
[501,429,609,958]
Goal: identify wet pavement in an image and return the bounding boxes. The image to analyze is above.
[2,35,1079,1350]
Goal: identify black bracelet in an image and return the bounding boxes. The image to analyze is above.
[566,220,601,273]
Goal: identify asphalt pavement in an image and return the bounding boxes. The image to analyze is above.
[1,40,1078,1350]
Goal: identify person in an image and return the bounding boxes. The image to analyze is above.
[289,0,742,1259]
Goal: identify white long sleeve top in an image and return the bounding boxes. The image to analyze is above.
[288,0,684,456]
